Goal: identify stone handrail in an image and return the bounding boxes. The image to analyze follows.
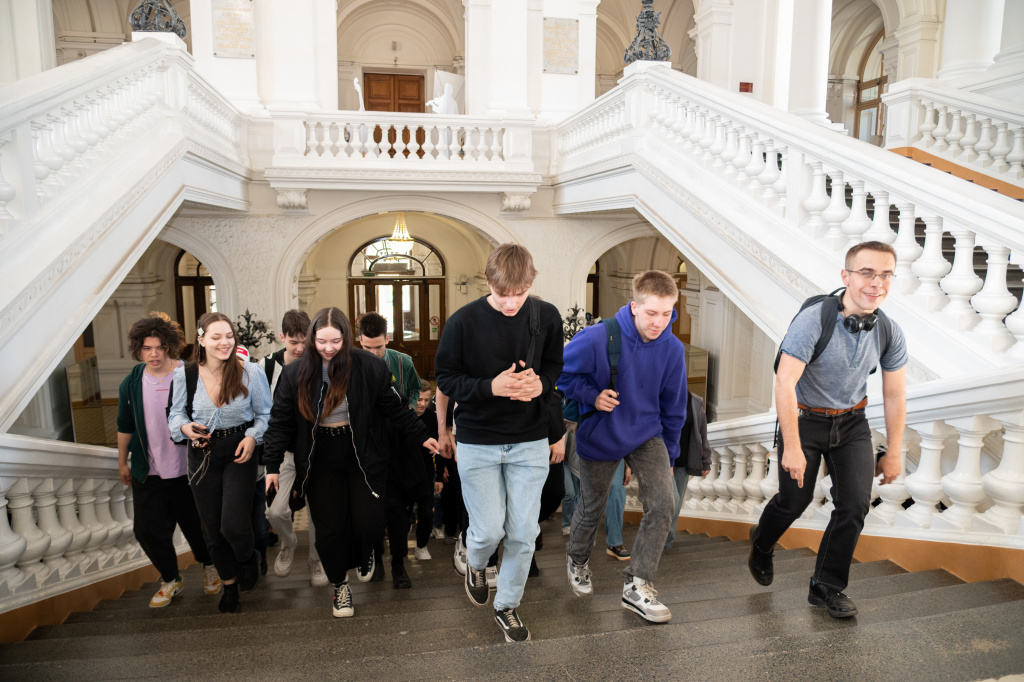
[884,78,1024,189]
[555,62,1024,363]
[627,366,1024,547]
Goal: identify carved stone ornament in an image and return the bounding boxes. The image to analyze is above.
[501,193,532,212]
[277,189,308,212]
[624,0,671,65]
[129,0,187,39]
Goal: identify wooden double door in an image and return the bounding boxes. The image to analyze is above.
[363,73,426,158]
[349,278,445,379]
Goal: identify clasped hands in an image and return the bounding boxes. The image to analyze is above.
[491,361,543,401]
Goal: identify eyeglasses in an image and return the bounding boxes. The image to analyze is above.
[850,269,895,283]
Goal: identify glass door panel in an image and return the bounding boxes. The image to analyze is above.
[401,284,421,342]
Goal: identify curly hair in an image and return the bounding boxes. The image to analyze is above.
[127,312,187,361]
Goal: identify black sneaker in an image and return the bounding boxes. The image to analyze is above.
[238,552,261,592]
[260,554,268,576]
[808,579,858,618]
[332,581,354,618]
[494,607,530,642]
[355,551,375,583]
[748,526,773,586]
[606,545,631,561]
[465,563,489,606]
[218,582,239,613]
[392,562,412,589]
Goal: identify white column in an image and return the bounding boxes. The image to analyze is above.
[0,0,56,85]
[463,0,491,116]
[993,0,1024,69]
[937,0,1005,81]
[487,0,530,117]
[690,0,735,89]
[894,16,943,80]
[254,0,334,111]
[787,0,835,128]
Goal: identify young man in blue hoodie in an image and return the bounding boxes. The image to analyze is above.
[559,270,688,623]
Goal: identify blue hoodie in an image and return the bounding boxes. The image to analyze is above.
[558,303,688,465]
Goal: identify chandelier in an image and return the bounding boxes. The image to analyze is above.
[385,212,414,257]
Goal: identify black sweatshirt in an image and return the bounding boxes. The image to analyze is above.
[435,296,563,445]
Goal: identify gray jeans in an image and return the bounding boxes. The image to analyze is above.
[566,436,674,583]
[266,452,319,563]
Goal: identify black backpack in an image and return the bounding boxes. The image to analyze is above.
[773,287,891,375]
[559,317,622,423]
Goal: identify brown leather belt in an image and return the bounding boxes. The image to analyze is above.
[798,397,867,416]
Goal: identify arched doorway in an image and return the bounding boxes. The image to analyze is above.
[348,232,446,378]
[174,250,217,355]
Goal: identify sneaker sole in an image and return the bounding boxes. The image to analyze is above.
[465,577,490,607]
[453,555,467,577]
[496,623,531,643]
[332,606,354,618]
[621,598,672,623]
[204,586,223,595]
[606,549,631,561]
[808,595,858,618]
[274,565,293,578]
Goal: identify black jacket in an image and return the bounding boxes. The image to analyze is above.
[263,349,429,498]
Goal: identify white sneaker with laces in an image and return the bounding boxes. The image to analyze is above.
[414,545,432,561]
[622,577,671,623]
[332,581,354,618]
[431,526,446,540]
[453,535,467,576]
[566,555,592,597]
[310,559,329,587]
[203,565,222,595]
[274,545,295,577]
[149,577,183,608]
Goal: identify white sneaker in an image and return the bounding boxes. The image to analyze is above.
[453,535,467,576]
[355,552,375,583]
[622,577,671,623]
[431,526,446,540]
[414,545,432,561]
[485,565,498,590]
[567,555,592,597]
[149,577,182,608]
[274,545,295,577]
[561,526,571,536]
[203,565,222,595]
[310,560,329,587]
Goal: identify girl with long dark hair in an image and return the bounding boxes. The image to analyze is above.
[168,312,273,613]
[263,307,439,619]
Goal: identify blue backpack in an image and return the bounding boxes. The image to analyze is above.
[560,318,622,423]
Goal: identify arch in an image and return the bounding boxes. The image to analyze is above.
[159,222,239,318]
[348,233,447,276]
[271,196,518,320]
[338,0,462,64]
[566,222,659,312]
[830,0,885,78]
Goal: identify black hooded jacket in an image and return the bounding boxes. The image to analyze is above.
[263,348,429,498]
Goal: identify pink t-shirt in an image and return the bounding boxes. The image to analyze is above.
[142,361,187,479]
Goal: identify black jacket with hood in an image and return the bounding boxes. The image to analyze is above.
[263,348,429,498]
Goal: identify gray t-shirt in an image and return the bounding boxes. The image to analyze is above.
[780,302,908,409]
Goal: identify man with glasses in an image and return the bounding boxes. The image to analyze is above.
[748,241,907,618]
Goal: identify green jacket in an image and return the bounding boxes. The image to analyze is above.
[116,363,155,482]
[383,348,422,408]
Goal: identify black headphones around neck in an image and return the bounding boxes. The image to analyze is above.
[837,288,878,334]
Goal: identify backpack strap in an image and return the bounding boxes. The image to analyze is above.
[602,318,622,392]
[810,293,843,366]
[524,297,541,370]
[869,308,892,375]
[185,362,199,422]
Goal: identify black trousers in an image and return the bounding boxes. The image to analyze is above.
[306,430,386,584]
[188,432,257,581]
[539,461,565,523]
[132,473,210,582]
[251,480,268,563]
[441,461,466,538]
[755,409,874,591]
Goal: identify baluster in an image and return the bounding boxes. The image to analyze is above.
[450,126,463,160]
[960,114,979,163]
[8,478,49,586]
[892,200,923,292]
[866,429,914,527]
[304,122,316,157]
[689,107,706,157]
[698,448,719,512]
[98,89,122,148]
[717,124,738,178]
[30,121,57,203]
[74,100,100,164]
[744,134,765,198]
[932,416,1001,530]
[803,161,830,237]
[56,479,89,577]
[945,109,964,156]
[726,445,749,514]
[708,118,727,172]
[939,227,983,328]
[421,125,435,160]
[63,106,89,177]
[970,244,1019,352]
[475,126,489,161]
[1007,127,1024,178]
[327,122,340,157]
[33,478,72,584]
[1006,269,1024,357]
[678,101,695,150]
[757,445,780,513]
[77,479,107,570]
[757,143,780,208]
[0,483,29,595]
[733,130,753,191]
[110,483,136,560]
[698,113,717,166]
[932,105,950,152]
[911,215,951,308]
[341,123,355,157]
[741,443,768,515]
[972,410,1024,533]
[0,137,16,231]
[860,189,896,244]
[772,148,788,216]
[821,169,850,248]
[918,100,937,146]
[93,480,122,566]
[684,470,704,511]
[842,179,872,245]
[84,95,110,159]
[489,127,502,162]
[990,122,1011,173]
[394,125,408,160]
[712,447,734,512]
[974,118,994,166]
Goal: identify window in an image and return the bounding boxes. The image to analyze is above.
[855,31,887,146]
[349,237,445,277]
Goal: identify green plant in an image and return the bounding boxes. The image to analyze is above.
[563,303,592,341]
[235,309,276,359]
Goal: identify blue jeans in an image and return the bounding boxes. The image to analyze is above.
[561,466,580,528]
[665,467,690,548]
[604,460,626,547]
[457,438,549,611]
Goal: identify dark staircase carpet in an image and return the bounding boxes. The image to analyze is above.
[2,518,1023,681]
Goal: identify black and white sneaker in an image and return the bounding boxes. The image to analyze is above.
[567,554,593,596]
[332,581,353,618]
[622,577,671,623]
[465,563,489,606]
[355,551,375,583]
[494,607,530,643]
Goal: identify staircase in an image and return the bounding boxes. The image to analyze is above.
[2,518,1022,680]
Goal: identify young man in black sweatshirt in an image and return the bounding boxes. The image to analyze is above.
[434,243,563,644]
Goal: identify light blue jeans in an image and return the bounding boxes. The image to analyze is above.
[457,438,549,611]
[604,460,626,548]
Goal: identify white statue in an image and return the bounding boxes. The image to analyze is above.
[426,83,459,115]
[353,77,365,112]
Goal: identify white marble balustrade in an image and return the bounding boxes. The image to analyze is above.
[0,433,186,615]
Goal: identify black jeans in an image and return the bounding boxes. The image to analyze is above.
[441,462,466,538]
[385,476,433,564]
[755,409,874,591]
[132,473,210,582]
[305,429,386,584]
[188,432,258,581]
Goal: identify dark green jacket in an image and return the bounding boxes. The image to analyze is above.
[383,348,422,409]
[116,363,154,482]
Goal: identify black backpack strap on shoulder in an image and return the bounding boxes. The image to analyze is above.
[602,318,622,392]
[264,355,277,390]
[810,291,844,366]
[185,362,200,422]
[524,297,541,370]
[869,308,892,375]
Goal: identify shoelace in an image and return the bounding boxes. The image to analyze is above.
[335,584,351,605]
[574,563,590,582]
[635,582,660,603]
[501,609,521,628]
[470,567,486,587]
